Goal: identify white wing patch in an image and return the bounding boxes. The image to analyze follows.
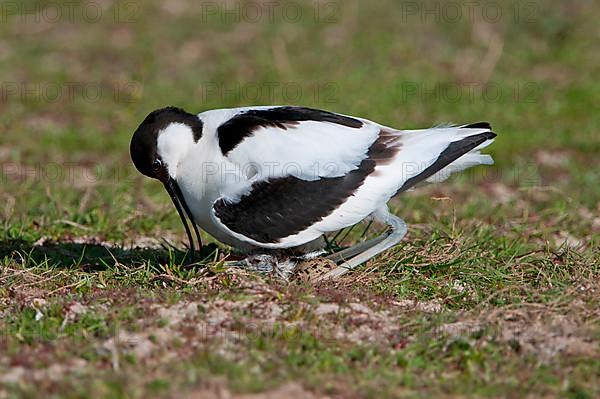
[225,120,381,182]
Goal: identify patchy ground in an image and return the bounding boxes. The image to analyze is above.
[1,266,598,398]
[1,184,599,398]
[1,0,599,397]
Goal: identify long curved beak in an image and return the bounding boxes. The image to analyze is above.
[163,178,203,261]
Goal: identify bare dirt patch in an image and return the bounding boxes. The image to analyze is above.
[184,382,328,399]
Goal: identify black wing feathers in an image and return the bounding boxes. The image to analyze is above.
[213,130,399,244]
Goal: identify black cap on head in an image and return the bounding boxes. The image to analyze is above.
[130,106,203,179]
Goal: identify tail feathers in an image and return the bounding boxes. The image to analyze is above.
[461,121,492,130]
[431,121,492,130]
[398,129,496,193]
[425,149,494,183]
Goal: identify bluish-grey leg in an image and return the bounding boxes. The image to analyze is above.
[318,212,407,280]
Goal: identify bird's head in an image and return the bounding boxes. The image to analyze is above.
[130,106,204,259]
[130,106,203,182]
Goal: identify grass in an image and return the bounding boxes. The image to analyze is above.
[1,0,599,397]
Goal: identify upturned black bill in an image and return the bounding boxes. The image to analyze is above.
[163,178,203,261]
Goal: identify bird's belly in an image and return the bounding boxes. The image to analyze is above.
[176,174,258,250]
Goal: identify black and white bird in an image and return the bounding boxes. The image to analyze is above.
[130,106,496,277]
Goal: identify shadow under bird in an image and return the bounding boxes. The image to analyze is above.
[130,106,496,277]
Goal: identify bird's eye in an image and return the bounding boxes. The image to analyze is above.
[152,159,162,171]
